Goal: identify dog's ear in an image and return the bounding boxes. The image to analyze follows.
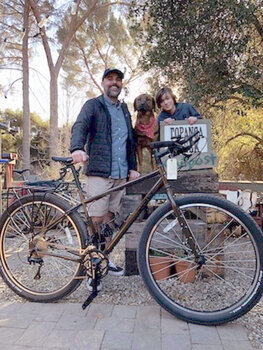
[152,97,156,112]
[133,98,138,111]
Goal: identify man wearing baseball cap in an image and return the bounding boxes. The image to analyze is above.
[70,68,139,291]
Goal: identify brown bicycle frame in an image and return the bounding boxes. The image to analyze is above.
[34,155,199,261]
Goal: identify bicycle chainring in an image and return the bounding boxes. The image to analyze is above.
[83,248,108,278]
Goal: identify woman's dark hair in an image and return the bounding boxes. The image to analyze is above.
[156,87,177,108]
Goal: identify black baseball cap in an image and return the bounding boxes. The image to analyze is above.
[102,68,124,80]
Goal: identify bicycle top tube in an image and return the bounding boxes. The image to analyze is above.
[50,131,201,212]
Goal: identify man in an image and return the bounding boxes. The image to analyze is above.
[70,68,139,290]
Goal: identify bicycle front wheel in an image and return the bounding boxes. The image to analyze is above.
[138,194,263,325]
[0,193,87,302]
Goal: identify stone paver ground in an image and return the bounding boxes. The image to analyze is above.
[0,302,254,350]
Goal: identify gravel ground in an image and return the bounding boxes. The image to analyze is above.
[0,234,262,349]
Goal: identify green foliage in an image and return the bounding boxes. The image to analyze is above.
[0,109,50,173]
[132,0,263,106]
[210,101,263,180]
[129,0,263,180]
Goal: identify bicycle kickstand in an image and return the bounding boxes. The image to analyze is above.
[82,257,101,310]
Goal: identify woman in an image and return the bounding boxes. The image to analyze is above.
[156,87,202,125]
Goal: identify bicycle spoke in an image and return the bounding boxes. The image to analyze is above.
[144,202,260,314]
[1,198,83,296]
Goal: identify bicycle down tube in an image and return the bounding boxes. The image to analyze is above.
[63,159,200,257]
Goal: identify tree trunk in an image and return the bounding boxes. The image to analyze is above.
[49,71,59,157]
[28,0,100,159]
[22,0,30,171]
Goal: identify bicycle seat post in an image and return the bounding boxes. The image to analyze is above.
[69,164,95,237]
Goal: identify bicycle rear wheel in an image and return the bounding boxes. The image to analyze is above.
[0,193,87,302]
[138,194,263,325]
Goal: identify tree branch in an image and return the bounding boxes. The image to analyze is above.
[226,132,263,146]
[28,0,54,72]
[251,14,263,41]
[92,26,107,66]
[54,0,99,76]
[78,43,103,93]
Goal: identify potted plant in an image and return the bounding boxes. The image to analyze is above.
[174,250,196,283]
[149,249,172,280]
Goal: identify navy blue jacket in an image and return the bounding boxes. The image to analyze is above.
[70,95,136,177]
[158,102,201,122]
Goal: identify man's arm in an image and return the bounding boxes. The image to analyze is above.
[188,104,202,119]
[70,100,94,154]
[186,104,202,125]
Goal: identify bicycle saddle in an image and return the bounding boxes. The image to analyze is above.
[52,156,73,164]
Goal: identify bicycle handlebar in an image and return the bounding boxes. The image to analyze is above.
[150,131,201,162]
[149,130,200,150]
[51,131,200,175]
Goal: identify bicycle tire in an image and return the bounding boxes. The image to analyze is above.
[138,194,263,325]
[0,193,87,302]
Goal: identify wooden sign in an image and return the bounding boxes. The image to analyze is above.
[160,120,217,170]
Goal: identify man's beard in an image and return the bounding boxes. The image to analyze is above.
[107,86,121,97]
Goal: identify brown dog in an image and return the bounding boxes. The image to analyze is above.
[134,94,159,172]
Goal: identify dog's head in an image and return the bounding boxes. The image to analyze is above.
[134,94,156,113]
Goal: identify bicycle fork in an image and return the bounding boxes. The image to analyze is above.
[162,169,203,265]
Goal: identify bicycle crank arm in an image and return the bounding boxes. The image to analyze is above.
[82,256,102,310]
[82,291,98,310]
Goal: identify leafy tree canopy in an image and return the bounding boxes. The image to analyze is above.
[132,0,263,106]
[59,5,143,99]
[210,100,263,180]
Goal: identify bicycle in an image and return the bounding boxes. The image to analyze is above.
[0,131,263,326]
[5,165,82,207]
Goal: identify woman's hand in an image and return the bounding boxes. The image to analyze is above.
[129,170,140,180]
[187,116,198,125]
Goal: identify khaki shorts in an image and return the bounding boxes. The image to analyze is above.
[86,176,126,217]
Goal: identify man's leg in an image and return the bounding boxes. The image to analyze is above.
[104,178,126,275]
[86,177,125,277]
[91,212,114,250]
[85,177,114,290]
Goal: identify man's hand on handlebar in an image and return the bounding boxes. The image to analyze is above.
[71,150,88,164]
